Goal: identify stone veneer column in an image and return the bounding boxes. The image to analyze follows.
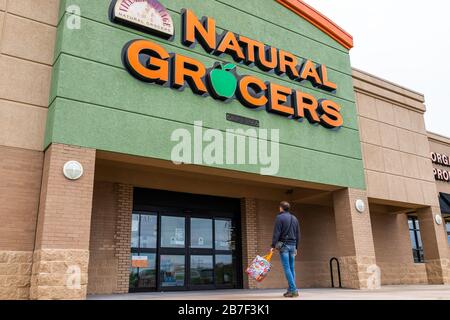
[114,184,133,294]
[30,144,96,300]
[417,206,450,285]
[332,188,377,289]
[241,198,258,289]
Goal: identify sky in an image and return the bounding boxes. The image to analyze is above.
[303,0,450,137]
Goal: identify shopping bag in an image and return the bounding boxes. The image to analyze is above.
[245,250,274,282]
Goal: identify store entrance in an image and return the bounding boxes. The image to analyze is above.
[129,188,242,292]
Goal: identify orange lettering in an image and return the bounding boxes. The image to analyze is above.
[318,65,337,92]
[292,90,320,124]
[239,36,262,65]
[182,9,216,53]
[236,75,268,108]
[256,46,278,72]
[277,50,299,80]
[319,100,343,128]
[124,40,170,84]
[216,31,245,61]
[172,54,207,95]
[300,60,322,86]
[267,83,294,116]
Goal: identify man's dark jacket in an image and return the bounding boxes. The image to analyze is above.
[271,211,300,249]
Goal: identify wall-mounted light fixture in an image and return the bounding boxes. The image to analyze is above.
[355,199,365,213]
[63,161,84,180]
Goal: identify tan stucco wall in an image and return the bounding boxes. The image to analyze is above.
[353,69,438,207]
[0,0,58,151]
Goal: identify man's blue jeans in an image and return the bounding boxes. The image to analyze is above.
[279,244,297,293]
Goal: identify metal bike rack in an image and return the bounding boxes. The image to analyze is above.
[329,257,342,288]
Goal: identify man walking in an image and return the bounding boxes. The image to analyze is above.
[271,201,300,298]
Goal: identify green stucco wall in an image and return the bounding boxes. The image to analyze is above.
[46,0,365,189]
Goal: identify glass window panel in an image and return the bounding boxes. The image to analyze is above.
[161,216,185,248]
[129,254,139,289]
[416,230,423,248]
[418,250,424,263]
[412,250,419,263]
[140,215,157,249]
[414,218,420,230]
[160,255,185,287]
[408,218,414,230]
[215,219,234,250]
[215,255,234,285]
[446,222,450,232]
[190,255,213,285]
[409,230,417,249]
[131,214,140,248]
[191,218,213,249]
[447,234,450,246]
[137,253,157,289]
[129,253,157,289]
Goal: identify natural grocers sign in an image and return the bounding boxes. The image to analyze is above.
[112,1,344,129]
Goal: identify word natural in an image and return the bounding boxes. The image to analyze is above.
[122,9,344,129]
[182,9,337,92]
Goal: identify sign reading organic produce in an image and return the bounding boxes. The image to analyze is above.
[431,152,450,183]
[112,0,344,129]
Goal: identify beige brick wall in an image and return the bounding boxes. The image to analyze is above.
[417,206,450,284]
[370,211,428,285]
[86,192,341,292]
[31,144,96,300]
[87,182,133,295]
[87,182,118,295]
[332,188,377,289]
[255,200,339,289]
[114,184,133,293]
[241,198,258,289]
[0,145,43,299]
[34,144,96,250]
[0,146,43,251]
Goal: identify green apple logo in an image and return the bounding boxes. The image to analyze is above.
[208,63,237,100]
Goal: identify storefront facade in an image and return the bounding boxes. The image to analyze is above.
[0,0,448,299]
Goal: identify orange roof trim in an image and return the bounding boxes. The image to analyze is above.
[275,0,354,50]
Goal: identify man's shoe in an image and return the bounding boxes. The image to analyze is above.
[283,291,290,297]
[284,291,299,298]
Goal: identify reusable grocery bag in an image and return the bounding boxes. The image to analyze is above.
[245,250,274,282]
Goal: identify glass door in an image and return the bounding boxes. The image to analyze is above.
[129,212,158,291]
[189,218,214,289]
[189,217,237,289]
[130,209,240,292]
[214,218,237,289]
[158,214,187,291]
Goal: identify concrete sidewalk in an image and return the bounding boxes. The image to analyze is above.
[89,285,450,300]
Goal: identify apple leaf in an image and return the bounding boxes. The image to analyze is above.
[223,63,236,71]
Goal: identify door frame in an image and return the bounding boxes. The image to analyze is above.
[130,203,243,293]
